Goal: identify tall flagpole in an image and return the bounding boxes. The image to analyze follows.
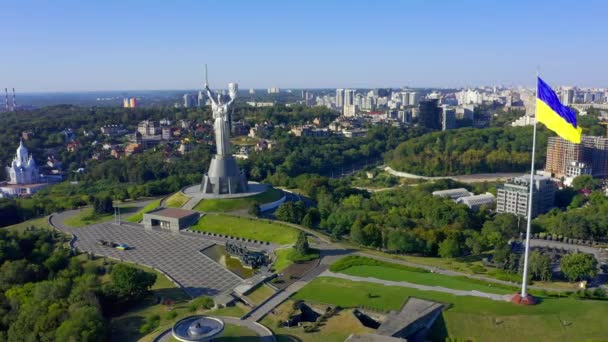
[520,73,539,299]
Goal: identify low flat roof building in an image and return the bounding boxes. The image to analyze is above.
[431,188,472,200]
[456,193,495,211]
[143,208,200,231]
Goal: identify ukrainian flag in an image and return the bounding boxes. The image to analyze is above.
[536,77,582,143]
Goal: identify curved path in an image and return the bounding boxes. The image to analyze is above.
[321,270,510,302]
[384,166,521,183]
[154,316,275,342]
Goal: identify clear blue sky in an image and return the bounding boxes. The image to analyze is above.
[1,0,606,92]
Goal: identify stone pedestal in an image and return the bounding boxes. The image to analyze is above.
[200,155,248,195]
[510,293,537,305]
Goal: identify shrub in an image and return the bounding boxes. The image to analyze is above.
[190,296,214,310]
[164,310,178,320]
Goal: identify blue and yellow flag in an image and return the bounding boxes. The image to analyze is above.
[536,77,582,143]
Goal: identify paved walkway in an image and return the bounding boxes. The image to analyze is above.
[50,209,281,298]
[321,271,510,302]
[154,316,275,342]
[384,166,521,183]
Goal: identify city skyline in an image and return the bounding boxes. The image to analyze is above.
[2,0,608,92]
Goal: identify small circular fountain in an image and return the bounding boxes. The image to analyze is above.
[172,315,225,341]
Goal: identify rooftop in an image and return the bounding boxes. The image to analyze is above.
[147,208,199,219]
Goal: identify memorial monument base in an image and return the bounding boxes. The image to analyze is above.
[200,155,248,195]
[510,293,537,305]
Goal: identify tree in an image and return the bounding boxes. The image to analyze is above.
[54,306,107,342]
[93,196,113,215]
[350,219,364,245]
[248,203,261,217]
[481,213,520,247]
[528,250,552,281]
[438,237,462,258]
[571,174,600,191]
[560,253,597,282]
[106,264,156,303]
[301,213,314,228]
[295,232,310,255]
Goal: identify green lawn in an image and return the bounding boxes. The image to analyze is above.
[193,187,283,212]
[294,277,608,342]
[4,217,51,232]
[191,214,299,244]
[338,264,513,295]
[127,199,162,223]
[273,247,320,273]
[244,285,275,305]
[273,248,294,272]
[165,192,190,208]
[63,207,138,227]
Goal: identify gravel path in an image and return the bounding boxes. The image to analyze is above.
[321,271,511,302]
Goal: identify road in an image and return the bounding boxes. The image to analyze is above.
[384,166,522,183]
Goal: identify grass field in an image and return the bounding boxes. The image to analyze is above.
[165,192,190,208]
[334,256,514,295]
[273,248,294,272]
[4,216,51,232]
[193,187,283,212]
[294,277,608,341]
[261,300,374,342]
[244,285,275,306]
[63,207,138,227]
[192,214,299,244]
[126,199,162,223]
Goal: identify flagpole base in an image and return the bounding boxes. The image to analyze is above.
[511,293,538,305]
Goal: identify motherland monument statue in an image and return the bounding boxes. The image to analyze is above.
[200,66,248,195]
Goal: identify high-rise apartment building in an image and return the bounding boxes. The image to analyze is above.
[336,88,345,108]
[441,106,456,131]
[545,137,584,178]
[496,175,556,218]
[545,136,608,178]
[418,99,442,130]
[344,89,355,106]
[581,136,608,178]
[183,93,197,108]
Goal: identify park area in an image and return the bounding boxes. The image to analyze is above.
[292,276,608,341]
[191,214,299,244]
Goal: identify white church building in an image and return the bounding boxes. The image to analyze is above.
[0,140,48,196]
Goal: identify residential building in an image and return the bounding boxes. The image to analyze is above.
[183,93,197,108]
[138,120,160,136]
[290,125,330,137]
[565,161,592,178]
[125,143,142,156]
[496,175,556,218]
[581,136,608,178]
[336,88,345,108]
[161,126,173,140]
[123,97,137,108]
[418,99,442,130]
[545,136,584,178]
[441,106,456,130]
